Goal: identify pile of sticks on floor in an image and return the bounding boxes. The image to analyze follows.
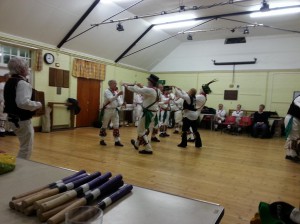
[9,170,133,224]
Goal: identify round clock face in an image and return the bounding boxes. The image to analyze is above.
[44,53,54,64]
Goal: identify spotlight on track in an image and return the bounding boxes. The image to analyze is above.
[243,27,249,34]
[260,0,270,12]
[187,34,193,40]
[116,22,124,31]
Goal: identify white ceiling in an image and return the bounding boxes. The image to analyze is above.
[0,0,299,70]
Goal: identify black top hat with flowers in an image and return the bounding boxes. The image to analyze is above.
[147,74,159,85]
[202,79,217,94]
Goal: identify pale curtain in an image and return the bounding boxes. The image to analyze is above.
[72,58,106,80]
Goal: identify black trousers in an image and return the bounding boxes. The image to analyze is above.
[179,117,202,147]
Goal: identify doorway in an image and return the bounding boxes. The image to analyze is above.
[76,78,100,127]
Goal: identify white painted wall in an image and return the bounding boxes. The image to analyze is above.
[151,34,300,72]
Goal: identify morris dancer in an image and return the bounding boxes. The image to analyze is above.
[284,95,300,163]
[124,74,160,154]
[99,80,124,147]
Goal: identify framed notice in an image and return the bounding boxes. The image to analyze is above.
[224,90,238,100]
[293,91,300,99]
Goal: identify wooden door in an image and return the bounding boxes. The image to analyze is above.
[76,78,100,127]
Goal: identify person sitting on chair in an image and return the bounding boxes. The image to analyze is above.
[214,103,226,131]
[232,104,244,123]
[252,104,269,138]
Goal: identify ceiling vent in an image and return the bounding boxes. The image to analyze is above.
[224,37,246,44]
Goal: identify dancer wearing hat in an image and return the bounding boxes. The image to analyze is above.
[124,74,161,154]
[195,79,217,147]
[175,79,217,148]
[284,95,300,163]
[150,83,163,143]
[99,80,124,147]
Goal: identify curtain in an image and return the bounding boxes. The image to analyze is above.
[72,58,106,80]
[34,49,43,71]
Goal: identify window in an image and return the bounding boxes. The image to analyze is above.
[0,44,32,67]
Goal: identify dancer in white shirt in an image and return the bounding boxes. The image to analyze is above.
[284,95,300,163]
[99,80,124,147]
[124,74,160,155]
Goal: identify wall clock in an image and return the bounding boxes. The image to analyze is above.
[44,53,55,64]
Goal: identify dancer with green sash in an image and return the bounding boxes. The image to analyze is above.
[124,74,160,155]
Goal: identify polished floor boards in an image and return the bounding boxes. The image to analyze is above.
[2,127,300,224]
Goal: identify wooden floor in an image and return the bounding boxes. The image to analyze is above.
[2,126,300,224]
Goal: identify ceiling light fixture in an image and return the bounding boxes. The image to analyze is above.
[250,7,300,17]
[243,27,249,34]
[187,34,193,40]
[116,22,124,31]
[260,0,270,12]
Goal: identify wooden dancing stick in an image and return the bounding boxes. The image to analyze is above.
[72,184,133,222]
[10,173,88,210]
[37,198,78,222]
[21,172,101,209]
[12,170,86,200]
[47,175,123,224]
[38,172,112,212]
[34,192,65,209]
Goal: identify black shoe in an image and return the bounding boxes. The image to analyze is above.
[151,137,160,142]
[139,150,153,154]
[285,155,300,163]
[159,133,166,137]
[6,131,16,136]
[131,139,139,150]
[100,140,106,146]
[173,130,179,134]
[177,143,187,148]
[195,145,202,148]
[164,133,170,137]
[0,132,5,137]
[187,138,195,142]
[115,141,124,147]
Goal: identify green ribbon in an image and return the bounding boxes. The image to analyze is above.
[142,108,154,129]
[259,202,284,224]
[285,117,293,139]
[154,114,158,127]
[162,110,168,122]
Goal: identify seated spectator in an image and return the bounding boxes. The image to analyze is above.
[252,104,269,138]
[229,104,244,133]
[232,104,244,123]
[214,103,226,131]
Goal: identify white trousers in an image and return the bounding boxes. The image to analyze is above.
[174,110,183,124]
[284,115,300,157]
[9,119,34,159]
[159,110,170,126]
[101,108,120,142]
[136,111,156,151]
[133,104,143,125]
